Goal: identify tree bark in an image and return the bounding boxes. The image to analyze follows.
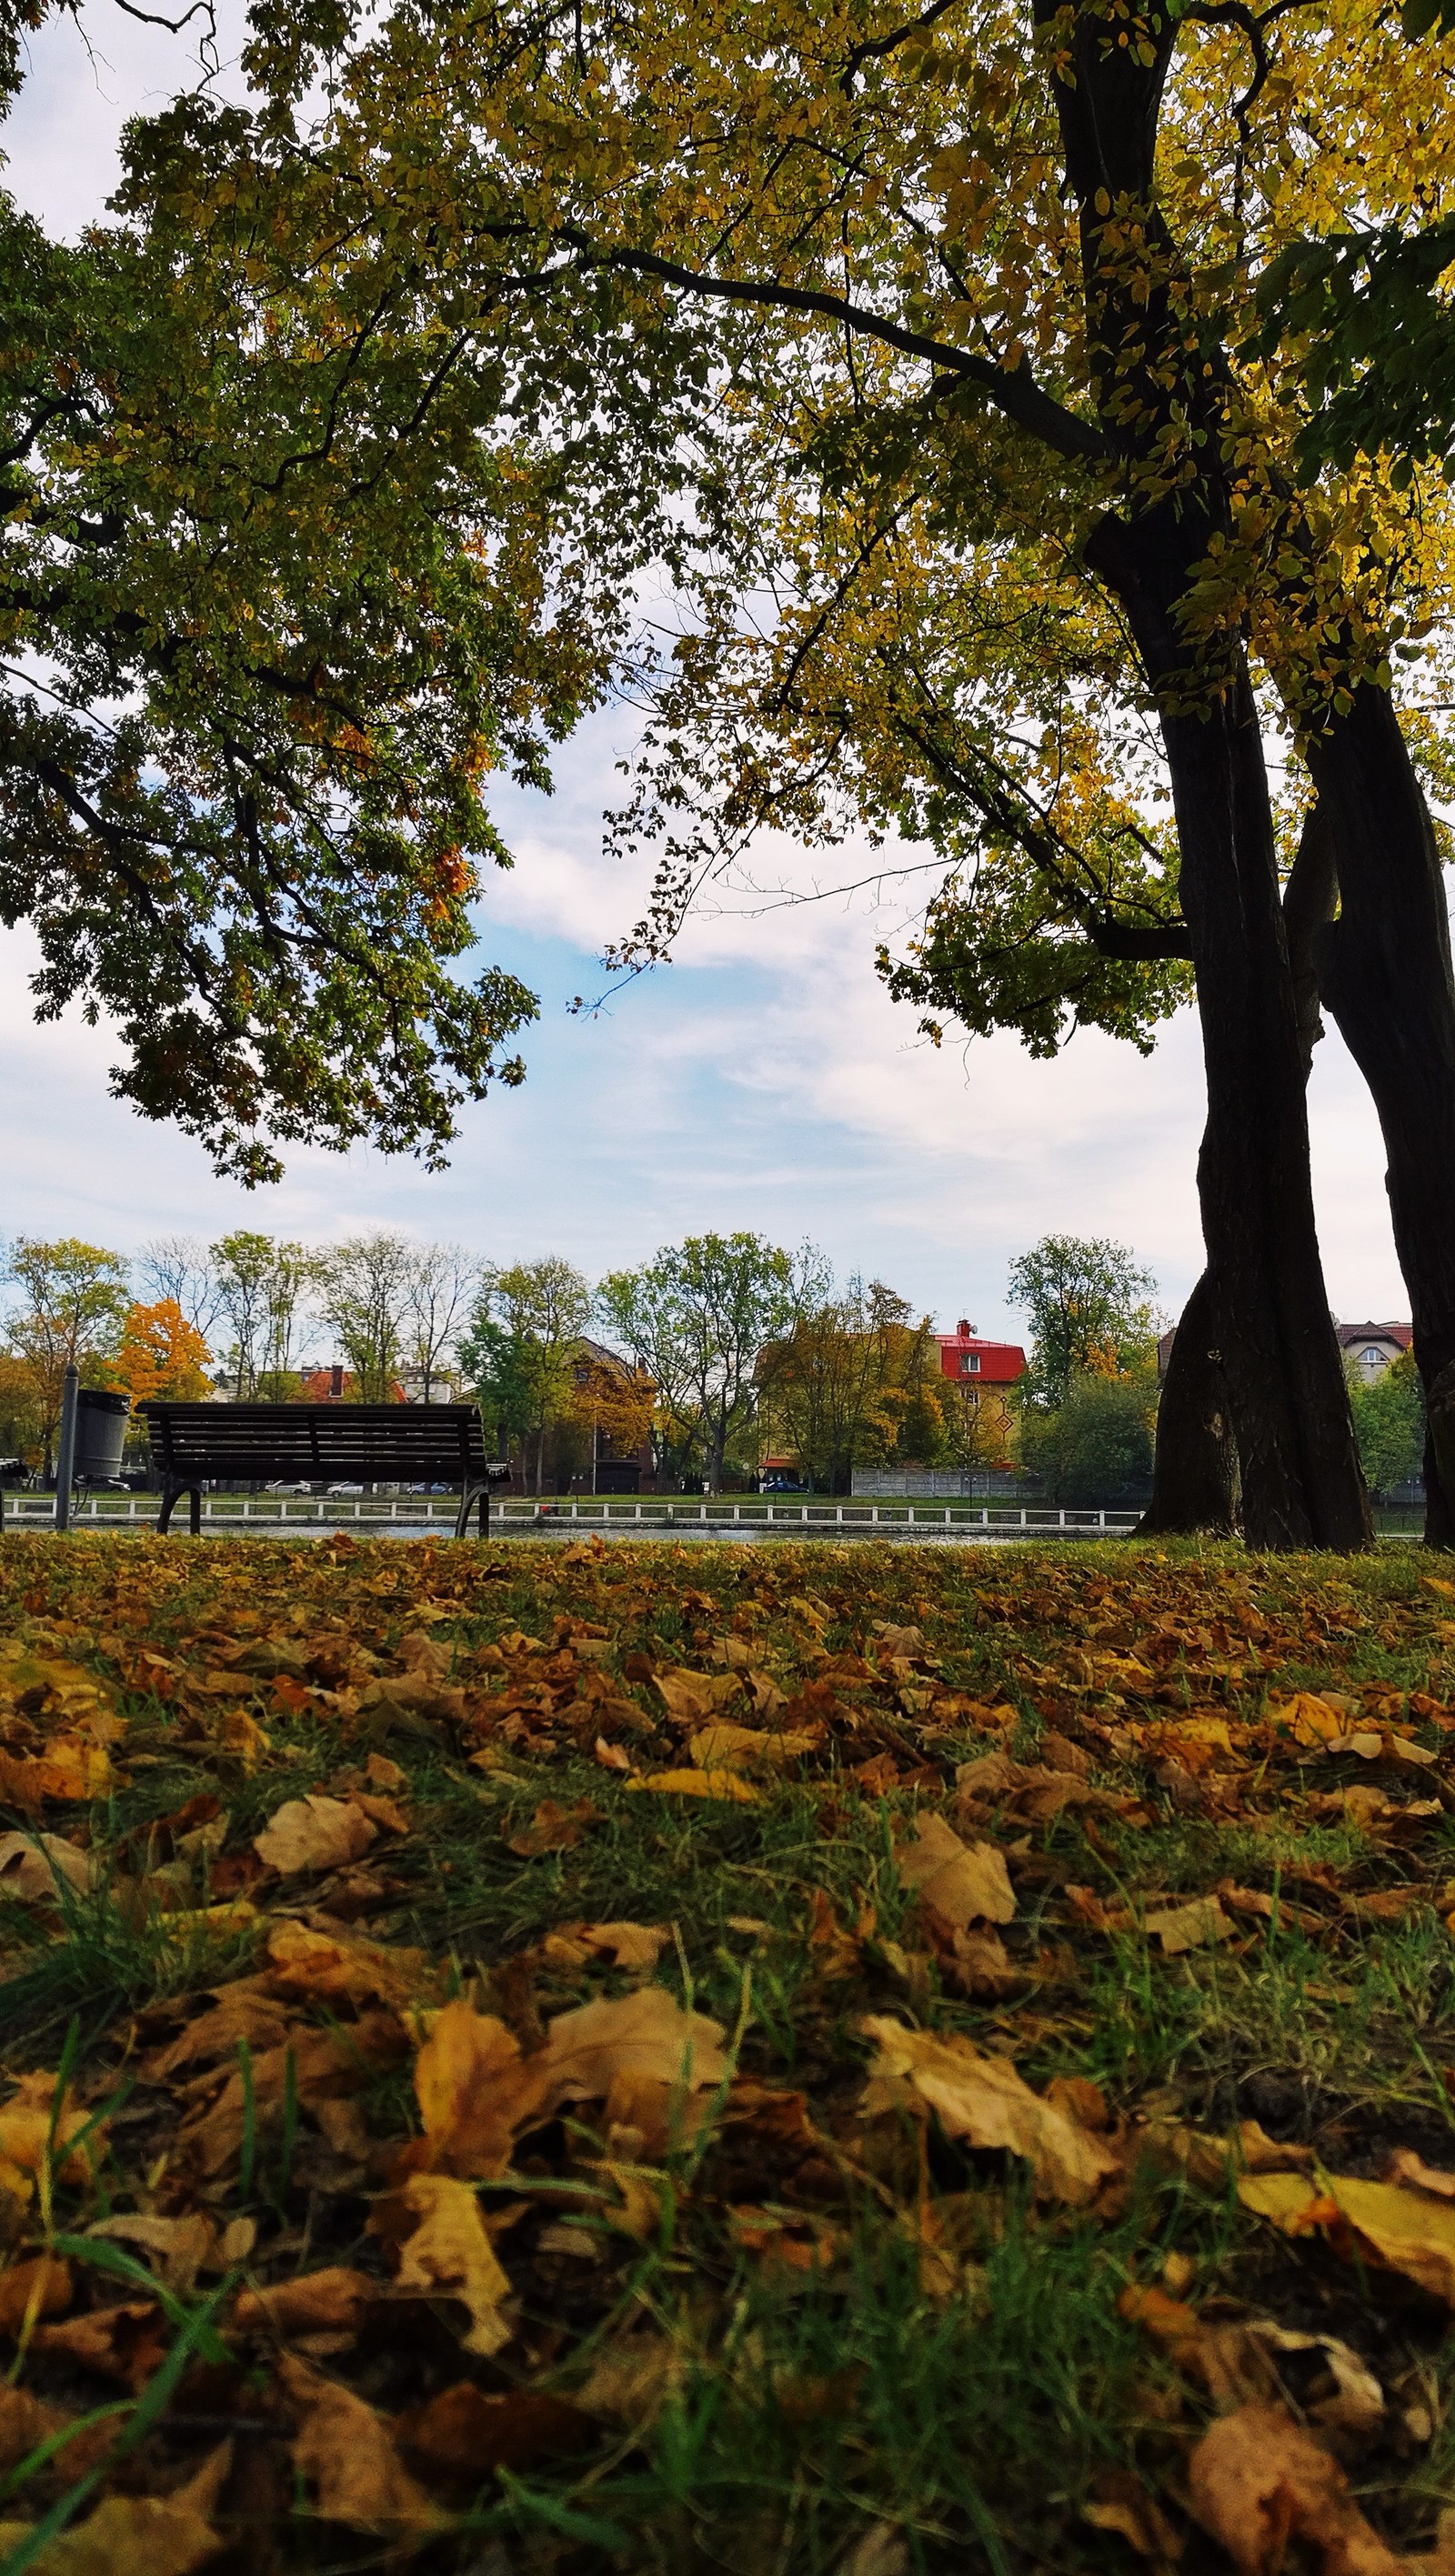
[1139,1269,1238,1535]
[1306,683,1455,1546]
[1036,15,1368,1551]
[1088,514,1370,1550]
[1141,807,1341,1536]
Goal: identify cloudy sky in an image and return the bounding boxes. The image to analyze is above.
[0,9,1412,1342]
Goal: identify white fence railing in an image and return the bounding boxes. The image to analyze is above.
[0,1493,1141,1536]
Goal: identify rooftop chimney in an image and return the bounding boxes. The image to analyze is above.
[957,1318,974,1337]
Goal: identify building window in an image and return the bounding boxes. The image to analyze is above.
[960,1352,980,1374]
[1361,1347,1384,1367]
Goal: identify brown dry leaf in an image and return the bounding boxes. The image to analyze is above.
[397,1630,452,1680]
[140,1985,295,2083]
[219,1707,271,1768]
[687,1723,818,1770]
[0,2383,68,2477]
[396,2381,596,2499]
[0,2490,224,2576]
[838,2531,910,2576]
[0,1830,98,1900]
[542,1921,670,1976]
[235,2267,378,2341]
[873,1621,928,1657]
[539,1986,728,2113]
[1120,2287,1384,2432]
[0,2254,72,2339]
[1144,1895,1234,1954]
[805,1889,868,1980]
[1083,2466,1184,2565]
[1239,2168,1455,2306]
[85,2215,215,2297]
[1187,2401,1404,2575]
[349,1788,411,1833]
[178,2016,406,2179]
[948,1751,1014,1792]
[627,1766,762,1803]
[894,1813,1016,1928]
[253,1795,376,1877]
[931,1923,1026,2001]
[280,2353,443,2536]
[3,1742,119,1805]
[0,2076,102,2192]
[860,2019,1119,2204]
[652,1668,743,1724]
[263,1918,425,2012]
[1385,2148,1455,2198]
[30,2301,167,2391]
[414,1998,547,2178]
[1266,1693,1358,1748]
[0,1645,117,1729]
[604,2159,675,2241]
[393,2172,513,2355]
[507,1797,598,1858]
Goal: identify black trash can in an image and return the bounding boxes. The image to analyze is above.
[75,1389,130,1480]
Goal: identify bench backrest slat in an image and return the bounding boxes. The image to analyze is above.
[140,1402,487,1484]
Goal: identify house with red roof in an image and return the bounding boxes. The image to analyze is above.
[935,1319,1028,1391]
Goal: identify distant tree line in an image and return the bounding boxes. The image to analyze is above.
[0,1226,1421,1504]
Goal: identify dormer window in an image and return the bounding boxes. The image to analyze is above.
[960,1352,980,1374]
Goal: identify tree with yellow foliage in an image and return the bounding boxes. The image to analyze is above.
[758,1281,948,1492]
[89,0,1455,1542]
[567,1348,657,1472]
[247,0,1453,1545]
[114,1300,214,1411]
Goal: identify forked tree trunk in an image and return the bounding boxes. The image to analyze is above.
[1143,810,1340,1536]
[1089,514,1370,1551]
[1038,8,1368,1549]
[1307,684,1455,1547]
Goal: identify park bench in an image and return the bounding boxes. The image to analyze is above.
[139,1402,506,1538]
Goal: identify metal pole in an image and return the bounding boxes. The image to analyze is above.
[55,1364,79,1531]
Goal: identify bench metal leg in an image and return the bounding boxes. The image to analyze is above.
[456,1482,488,1539]
[157,1482,201,1536]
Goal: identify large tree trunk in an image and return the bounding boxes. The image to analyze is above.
[1306,684,1455,1546]
[1039,9,1369,1549]
[1142,808,1340,1536]
[1089,516,1370,1550]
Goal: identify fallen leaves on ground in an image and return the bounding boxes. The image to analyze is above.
[4,1533,1455,2570]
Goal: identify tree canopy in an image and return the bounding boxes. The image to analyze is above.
[601,1233,823,1491]
[299,0,1440,1545]
[0,3,707,1178]
[1008,1235,1160,1411]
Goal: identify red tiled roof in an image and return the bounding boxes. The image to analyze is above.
[935,1329,1026,1385]
[1336,1322,1412,1352]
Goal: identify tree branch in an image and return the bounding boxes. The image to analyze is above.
[571,237,1107,464]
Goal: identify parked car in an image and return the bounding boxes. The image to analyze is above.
[326,1482,364,1496]
[761,1474,808,1494]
